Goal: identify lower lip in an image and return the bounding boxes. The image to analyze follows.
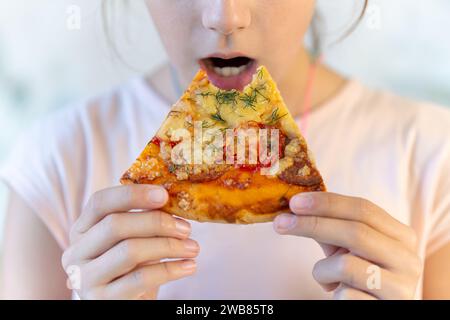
[199,59,258,91]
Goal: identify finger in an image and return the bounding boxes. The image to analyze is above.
[313,253,403,299]
[67,211,191,261]
[83,237,200,286]
[317,242,339,258]
[274,214,417,271]
[289,192,416,248]
[72,185,168,237]
[103,259,197,299]
[333,284,377,300]
[316,248,348,292]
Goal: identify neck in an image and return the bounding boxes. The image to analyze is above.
[278,48,347,118]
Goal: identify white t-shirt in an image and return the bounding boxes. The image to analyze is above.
[2,77,450,299]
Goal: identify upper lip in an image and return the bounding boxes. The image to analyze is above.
[204,52,254,60]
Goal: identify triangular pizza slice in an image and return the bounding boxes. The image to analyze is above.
[121,66,326,224]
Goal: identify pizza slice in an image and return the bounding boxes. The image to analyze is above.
[121,66,326,224]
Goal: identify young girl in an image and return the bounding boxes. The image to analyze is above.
[1,0,450,300]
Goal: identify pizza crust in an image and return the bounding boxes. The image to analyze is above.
[122,167,325,224]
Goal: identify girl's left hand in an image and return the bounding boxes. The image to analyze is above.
[273,192,423,300]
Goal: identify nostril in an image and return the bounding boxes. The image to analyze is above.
[202,3,251,36]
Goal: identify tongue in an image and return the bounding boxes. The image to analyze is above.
[206,60,257,91]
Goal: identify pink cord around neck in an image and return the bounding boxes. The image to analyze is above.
[300,54,323,137]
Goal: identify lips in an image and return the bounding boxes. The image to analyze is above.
[199,54,258,91]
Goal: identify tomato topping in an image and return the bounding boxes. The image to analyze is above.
[150,136,161,147]
[150,136,180,148]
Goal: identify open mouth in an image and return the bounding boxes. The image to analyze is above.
[199,56,258,91]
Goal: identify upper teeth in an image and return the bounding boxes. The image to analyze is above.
[214,65,247,77]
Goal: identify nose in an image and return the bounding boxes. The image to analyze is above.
[202,0,251,36]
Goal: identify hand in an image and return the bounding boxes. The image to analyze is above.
[62,185,199,300]
[273,192,422,300]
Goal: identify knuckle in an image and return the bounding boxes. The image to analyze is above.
[336,254,353,276]
[337,255,358,287]
[153,210,171,231]
[304,216,319,235]
[117,239,139,262]
[87,190,103,214]
[323,192,333,211]
[358,198,375,223]
[161,261,176,281]
[358,197,371,213]
[131,268,148,287]
[164,237,177,252]
[102,214,123,239]
[351,223,370,244]
[158,211,174,230]
[122,185,135,206]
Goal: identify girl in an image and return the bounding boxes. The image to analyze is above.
[1,0,450,300]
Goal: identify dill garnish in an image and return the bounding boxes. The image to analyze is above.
[211,111,226,123]
[239,90,258,110]
[196,92,213,98]
[202,120,214,128]
[239,84,269,109]
[253,84,270,102]
[215,90,239,105]
[266,107,287,125]
[257,68,264,79]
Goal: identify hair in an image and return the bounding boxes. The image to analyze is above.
[310,0,369,57]
[101,0,131,67]
[102,0,369,63]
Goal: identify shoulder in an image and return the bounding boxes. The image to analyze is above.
[347,81,450,151]
[12,77,167,163]
[349,81,449,124]
[40,77,164,138]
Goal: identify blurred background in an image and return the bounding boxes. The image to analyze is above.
[0,0,450,243]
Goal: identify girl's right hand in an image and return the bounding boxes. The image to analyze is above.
[61,185,199,300]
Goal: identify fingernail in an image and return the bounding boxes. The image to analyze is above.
[180,260,196,270]
[183,239,199,251]
[148,188,168,204]
[175,220,191,235]
[275,214,297,230]
[291,194,314,211]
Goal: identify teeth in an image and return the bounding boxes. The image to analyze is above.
[213,65,248,77]
[222,67,232,77]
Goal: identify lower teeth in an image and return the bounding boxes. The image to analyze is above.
[214,65,247,77]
